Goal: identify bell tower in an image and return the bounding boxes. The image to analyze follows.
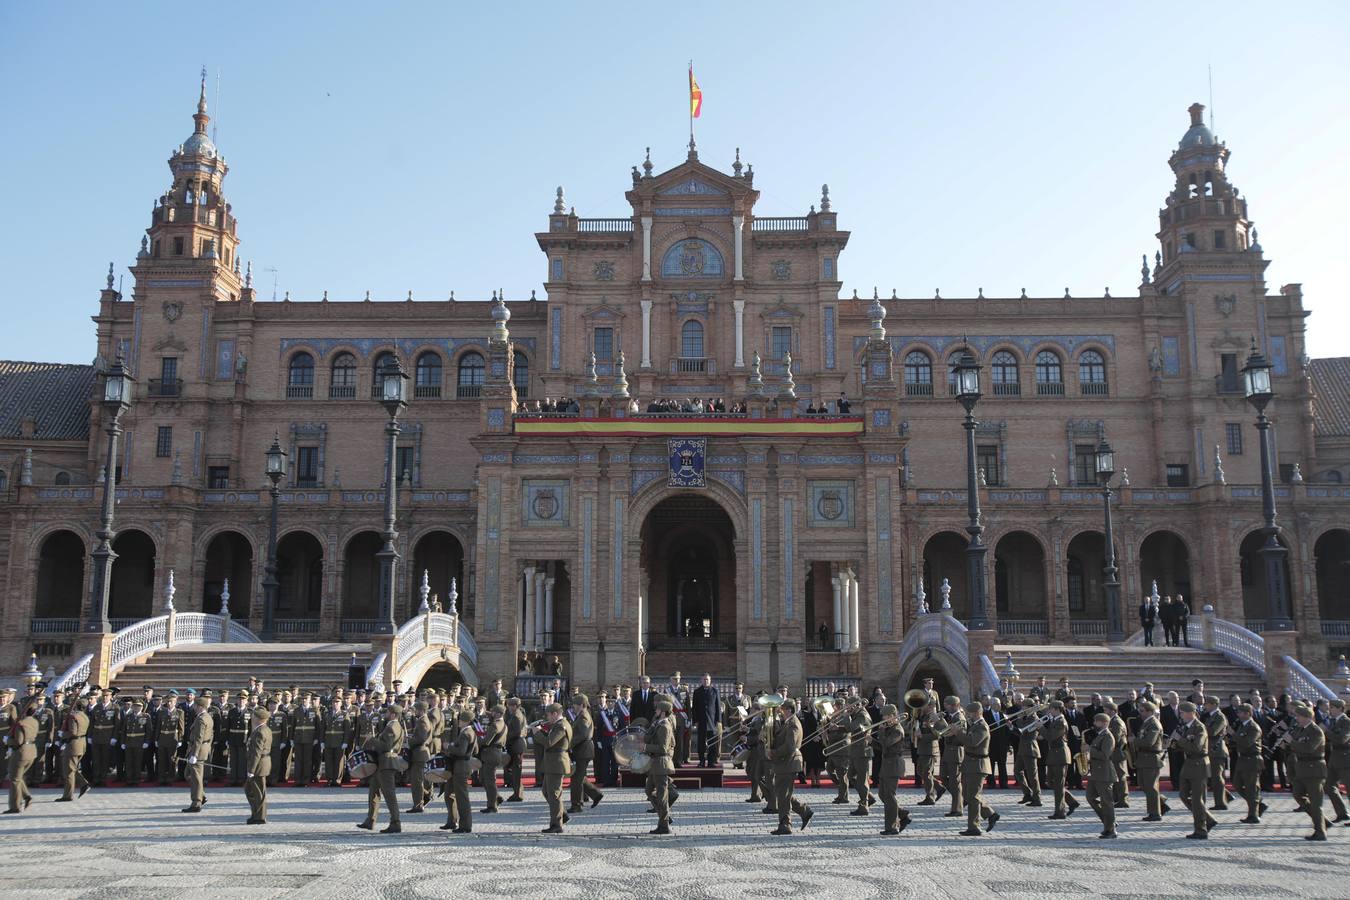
[134,72,243,298]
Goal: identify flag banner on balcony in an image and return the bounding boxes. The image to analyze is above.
[668,437,706,488]
[513,417,864,436]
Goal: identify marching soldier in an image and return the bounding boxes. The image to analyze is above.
[244,706,272,824]
[182,696,213,812]
[768,698,813,835]
[1103,700,1129,808]
[29,692,55,788]
[156,693,185,785]
[846,698,874,815]
[536,702,572,834]
[479,705,507,813]
[503,697,527,802]
[119,699,151,786]
[1230,702,1267,823]
[1132,700,1170,821]
[406,701,432,814]
[567,694,604,812]
[876,703,912,835]
[1288,702,1328,841]
[1203,696,1231,810]
[441,710,478,833]
[823,700,851,805]
[744,704,767,805]
[644,699,676,835]
[290,694,319,786]
[1043,700,1080,819]
[56,697,91,802]
[914,701,942,805]
[357,702,406,834]
[1174,701,1218,839]
[953,701,999,836]
[1322,698,1348,824]
[939,696,966,818]
[226,692,250,787]
[1014,698,1042,806]
[1085,712,1118,838]
[5,697,39,813]
[42,688,66,785]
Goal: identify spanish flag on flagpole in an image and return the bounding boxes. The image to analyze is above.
[689,63,703,118]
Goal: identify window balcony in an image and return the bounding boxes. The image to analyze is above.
[675,357,707,374]
[992,382,1021,397]
[286,384,314,399]
[457,384,483,400]
[414,384,442,399]
[905,382,934,397]
[1036,381,1065,396]
[147,378,184,398]
[1080,382,1110,396]
[329,384,357,399]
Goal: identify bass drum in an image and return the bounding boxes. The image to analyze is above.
[628,751,652,774]
[424,755,450,784]
[347,749,376,780]
[612,731,647,768]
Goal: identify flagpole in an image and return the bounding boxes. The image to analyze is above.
[688,59,694,153]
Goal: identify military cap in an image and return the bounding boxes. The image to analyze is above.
[780,698,797,713]
[943,695,961,707]
[849,696,865,708]
[571,693,589,707]
[881,703,898,718]
[1237,702,1254,713]
[167,689,180,697]
[964,701,983,715]
[413,701,427,714]
[142,685,153,691]
[1102,699,1117,711]
[544,702,562,715]
[202,690,213,698]
[457,710,474,723]
[388,702,404,714]
[655,699,673,715]
[251,707,269,721]
[1138,700,1156,713]
[1331,699,1346,710]
[505,696,520,706]
[1049,700,1065,710]
[132,698,145,707]
[1293,702,1314,717]
[108,687,121,696]
[1178,701,1197,713]
[1093,712,1111,724]
[239,690,250,699]
[186,687,197,695]
[74,698,88,710]
[491,705,505,716]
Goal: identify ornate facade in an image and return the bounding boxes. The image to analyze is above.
[3,87,1349,691]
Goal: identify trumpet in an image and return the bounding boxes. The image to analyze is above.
[802,703,853,746]
[1017,713,1052,734]
[989,701,1051,732]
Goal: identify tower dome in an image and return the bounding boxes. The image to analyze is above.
[1178,102,1215,150]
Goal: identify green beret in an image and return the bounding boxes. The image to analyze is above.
[1238,703,1254,713]
[1178,701,1197,713]
[943,696,960,707]
[571,693,589,707]
[964,702,982,715]
[655,700,673,714]
[881,704,898,718]
[458,710,473,723]
[1093,712,1111,724]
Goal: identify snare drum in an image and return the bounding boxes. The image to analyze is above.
[347,749,376,780]
[424,754,450,784]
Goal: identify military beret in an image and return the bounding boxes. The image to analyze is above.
[1237,703,1254,713]
[1049,700,1065,710]
[964,702,983,715]
[1093,712,1111,724]
[491,705,505,716]
[1102,700,1117,711]
[1293,703,1314,717]
[1138,700,1156,713]
[1178,701,1197,713]
[186,688,197,695]
[413,701,427,714]
[388,703,404,714]
[943,695,961,707]
[1204,695,1220,706]
[251,707,269,721]
[881,703,898,718]
[655,700,673,714]
[571,693,589,707]
[458,710,474,723]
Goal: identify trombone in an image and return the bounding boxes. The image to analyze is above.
[822,717,890,756]
[989,701,1051,733]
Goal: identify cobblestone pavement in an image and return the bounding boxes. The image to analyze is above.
[0,783,1342,898]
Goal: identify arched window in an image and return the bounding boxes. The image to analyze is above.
[287,352,314,398]
[370,351,396,399]
[457,352,485,399]
[329,353,357,399]
[513,351,529,399]
[1034,350,1063,395]
[54,472,71,486]
[415,352,443,398]
[680,320,704,358]
[904,351,933,396]
[946,352,969,396]
[1080,350,1108,395]
[991,351,1020,396]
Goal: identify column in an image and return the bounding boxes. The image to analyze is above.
[535,569,547,650]
[640,299,654,368]
[641,216,653,282]
[522,564,536,651]
[732,215,745,281]
[544,575,556,649]
[831,572,843,650]
[732,299,746,368]
[848,568,861,651]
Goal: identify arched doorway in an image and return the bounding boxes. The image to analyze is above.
[907,662,955,704]
[411,531,465,618]
[1240,529,1292,625]
[343,531,383,621]
[1066,531,1106,636]
[109,529,156,621]
[203,531,252,614]
[416,661,465,693]
[276,531,323,618]
[35,530,85,619]
[640,494,737,649]
[994,531,1047,636]
[922,531,969,619]
[1315,529,1350,627]
[1139,530,1191,601]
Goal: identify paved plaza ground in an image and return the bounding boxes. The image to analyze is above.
[0,783,1342,899]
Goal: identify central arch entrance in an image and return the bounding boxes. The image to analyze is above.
[640,494,737,652]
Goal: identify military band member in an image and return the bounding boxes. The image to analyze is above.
[1174,701,1218,839]
[1085,713,1118,838]
[245,707,272,824]
[1230,702,1267,823]
[406,701,432,814]
[1323,698,1349,824]
[939,696,966,818]
[1014,698,1042,806]
[5,697,39,813]
[567,694,604,812]
[291,694,319,786]
[182,696,213,812]
[645,700,676,834]
[441,710,479,833]
[744,705,767,804]
[1132,700,1169,821]
[156,693,184,785]
[536,703,572,834]
[914,702,942,805]
[1202,696,1230,810]
[1288,702,1328,841]
[479,705,507,813]
[119,699,150,786]
[1043,700,1080,819]
[358,703,405,834]
[1103,700,1129,808]
[56,697,90,802]
[846,698,875,814]
[952,701,999,836]
[29,691,55,788]
[503,697,527,802]
[768,699,813,835]
[876,704,912,835]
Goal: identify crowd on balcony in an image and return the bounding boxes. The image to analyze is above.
[513,394,857,419]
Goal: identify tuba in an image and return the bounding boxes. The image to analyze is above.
[904,689,930,715]
[757,693,785,745]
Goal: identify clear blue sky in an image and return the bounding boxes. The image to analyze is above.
[2,3,1348,363]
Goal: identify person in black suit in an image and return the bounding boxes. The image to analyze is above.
[629,676,656,725]
[1064,698,1086,790]
[1174,595,1191,646]
[691,674,722,767]
[1159,691,1183,789]
[1138,597,1157,646]
[984,697,1011,789]
[1158,597,1177,646]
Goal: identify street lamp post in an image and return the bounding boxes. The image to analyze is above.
[1242,342,1293,632]
[1096,439,1124,644]
[84,357,133,633]
[951,347,989,630]
[376,355,410,635]
[261,434,287,639]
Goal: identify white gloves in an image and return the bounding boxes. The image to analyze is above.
[188,755,198,765]
[320,742,325,751]
[342,743,348,750]
[111,739,118,748]
[143,742,149,749]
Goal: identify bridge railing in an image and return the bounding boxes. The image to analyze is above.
[394,611,478,670]
[1284,655,1337,701]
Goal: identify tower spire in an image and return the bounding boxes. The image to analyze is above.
[193,66,210,137]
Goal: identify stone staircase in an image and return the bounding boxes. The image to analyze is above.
[993,645,1266,700]
[108,643,373,694]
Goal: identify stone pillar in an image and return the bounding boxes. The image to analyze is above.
[966,627,997,700]
[831,572,843,651]
[522,564,536,651]
[733,299,746,368]
[640,299,653,369]
[534,569,547,651]
[641,216,653,282]
[544,575,556,649]
[732,215,745,281]
[1261,629,1299,698]
[848,568,861,651]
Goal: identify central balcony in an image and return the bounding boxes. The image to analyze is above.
[512,414,864,437]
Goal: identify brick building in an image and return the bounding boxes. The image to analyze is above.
[2,85,1348,693]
